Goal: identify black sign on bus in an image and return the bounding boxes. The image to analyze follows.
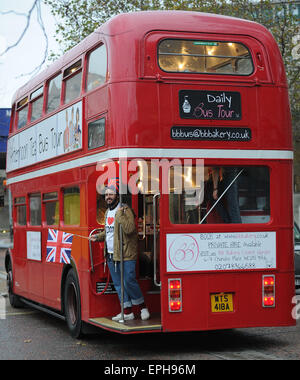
[179,90,242,120]
[171,126,251,142]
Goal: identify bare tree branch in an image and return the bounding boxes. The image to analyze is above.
[0,0,49,77]
[0,10,28,17]
[0,0,38,56]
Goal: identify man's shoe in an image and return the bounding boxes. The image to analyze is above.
[140,308,150,321]
[112,312,135,321]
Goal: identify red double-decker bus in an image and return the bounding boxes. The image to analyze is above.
[5,11,295,337]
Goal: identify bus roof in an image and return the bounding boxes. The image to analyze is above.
[12,11,281,104]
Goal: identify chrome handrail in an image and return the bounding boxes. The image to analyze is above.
[153,192,161,287]
[88,228,103,273]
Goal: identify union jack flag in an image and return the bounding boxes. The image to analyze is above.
[46,229,73,264]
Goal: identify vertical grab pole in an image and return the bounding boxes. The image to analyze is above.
[153,192,161,287]
[119,160,125,323]
[119,223,124,323]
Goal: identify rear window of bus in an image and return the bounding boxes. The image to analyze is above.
[169,165,270,224]
[158,39,254,75]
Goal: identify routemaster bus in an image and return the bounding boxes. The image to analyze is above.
[5,11,295,338]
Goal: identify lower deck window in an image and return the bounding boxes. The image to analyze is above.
[29,193,41,225]
[169,166,270,224]
[15,197,26,226]
[43,192,59,225]
[63,187,80,225]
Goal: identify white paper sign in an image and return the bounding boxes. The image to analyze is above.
[6,101,82,172]
[167,231,276,272]
[26,231,41,261]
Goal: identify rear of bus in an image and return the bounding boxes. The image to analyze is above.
[107,12,295,332]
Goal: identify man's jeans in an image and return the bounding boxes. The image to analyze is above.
[107,257,144,308]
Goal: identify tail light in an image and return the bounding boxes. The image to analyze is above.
[168,279,182,312]
[262,275,275,307]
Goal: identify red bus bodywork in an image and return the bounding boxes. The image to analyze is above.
[5,11,295,335]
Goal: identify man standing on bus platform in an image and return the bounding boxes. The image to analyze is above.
[89,178,150,322]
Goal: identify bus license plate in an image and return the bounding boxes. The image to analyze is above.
[211,293,234,313]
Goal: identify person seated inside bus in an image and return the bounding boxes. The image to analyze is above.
[89,178,150,321]
[206,167,242,224]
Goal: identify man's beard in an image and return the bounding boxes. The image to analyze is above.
[108,196,119,210]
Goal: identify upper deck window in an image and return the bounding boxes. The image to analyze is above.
[86,44,107,91]
[158,39,254,75]
[47,73,62,113]
[63,60,82,104]
[30,86,44,122]
[16,97,28,130]
[88,117,105,150]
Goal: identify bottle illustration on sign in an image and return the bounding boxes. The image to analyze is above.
[182,96,191,114]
